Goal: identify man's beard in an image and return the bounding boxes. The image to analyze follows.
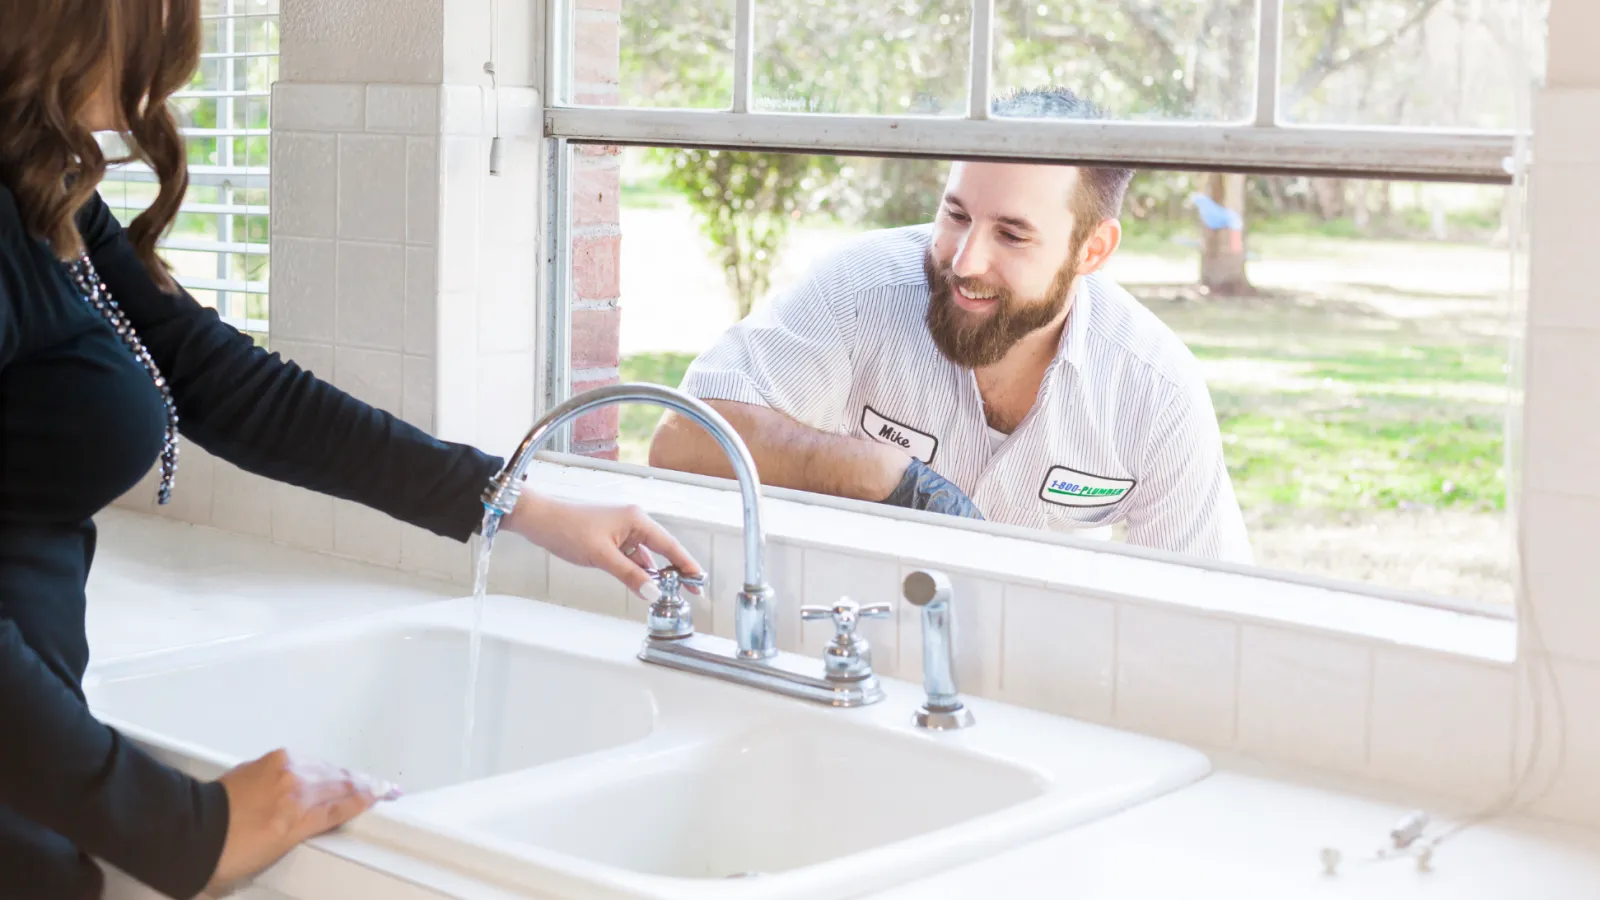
[923,247,1079,369]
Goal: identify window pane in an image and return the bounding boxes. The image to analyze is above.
[617,0,732,108]
[752,0,969,115]
[1280,0,1546,128]
[605,147,1514,602]
[994,0,1258,121]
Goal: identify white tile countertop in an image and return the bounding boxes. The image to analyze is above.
[85,510,1600,900]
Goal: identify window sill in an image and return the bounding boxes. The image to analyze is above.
[526,454,1517,665]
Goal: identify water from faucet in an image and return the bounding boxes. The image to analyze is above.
[462,508,503,780]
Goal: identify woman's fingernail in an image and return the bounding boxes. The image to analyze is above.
[639,581,661,603]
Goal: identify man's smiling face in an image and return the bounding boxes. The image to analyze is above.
[924,161,1089,368]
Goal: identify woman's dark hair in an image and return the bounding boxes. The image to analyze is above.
[0,0,200,290]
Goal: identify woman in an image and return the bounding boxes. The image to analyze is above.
[0,1,702,896]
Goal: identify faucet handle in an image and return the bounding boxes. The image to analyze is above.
[800,598,892,681]
[643,566,703,640]
[800,598,891,636]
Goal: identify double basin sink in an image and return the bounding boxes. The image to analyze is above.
[85,594,1210,898]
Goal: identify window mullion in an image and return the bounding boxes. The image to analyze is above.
[967,0,994,120]
[1255,0,1284,127]
[733,0,755,114]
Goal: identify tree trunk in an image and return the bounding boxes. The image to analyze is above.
[1200,172,1253,295]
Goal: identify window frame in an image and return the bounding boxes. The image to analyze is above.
[534,0,1531,618]
[102,1,276,340]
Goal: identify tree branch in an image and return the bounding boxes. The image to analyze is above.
[1284,0,1448,111]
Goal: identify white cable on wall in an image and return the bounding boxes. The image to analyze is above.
[1318,0,1567,874]
[486,0,504,175]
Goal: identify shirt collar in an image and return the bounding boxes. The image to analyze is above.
[1054,276,1093,373]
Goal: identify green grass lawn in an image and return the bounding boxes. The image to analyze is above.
[618,352,697,463]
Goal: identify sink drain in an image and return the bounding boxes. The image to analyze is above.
[724,871,763,879]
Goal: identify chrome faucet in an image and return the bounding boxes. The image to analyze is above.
[903,569,975,729]
[482,382,888,707]
[482,382,776,659]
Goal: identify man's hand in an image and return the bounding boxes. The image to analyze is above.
[881,459,985,519]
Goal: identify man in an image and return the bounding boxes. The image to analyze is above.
[649,87,1252,563]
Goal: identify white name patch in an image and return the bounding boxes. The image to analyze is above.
[1039,465,1136,508]
[861,406,938,464]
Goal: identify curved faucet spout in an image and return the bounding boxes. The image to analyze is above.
[481,383,775,658]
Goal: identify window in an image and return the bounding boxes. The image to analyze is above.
[548,0,1542,609]
[101,0,278,345]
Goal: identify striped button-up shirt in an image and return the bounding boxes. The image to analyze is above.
[680,224,1253,563]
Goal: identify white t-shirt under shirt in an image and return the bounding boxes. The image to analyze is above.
[680,224,1253,564]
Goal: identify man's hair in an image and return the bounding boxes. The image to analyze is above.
[990,87,1135,245]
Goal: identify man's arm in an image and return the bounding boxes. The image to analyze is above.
[650,400,909,502]
[1123,379,1253,564]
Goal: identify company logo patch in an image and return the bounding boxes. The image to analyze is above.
[1038,465,1136,508]
[861,405,938,464]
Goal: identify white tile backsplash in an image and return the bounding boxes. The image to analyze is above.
[487,531,550,599]
[269,339,335,381]
[474,352,535,458]
[210,460,275,538]
[333,346,403,413]
[337,134,408,242]
[1369,649,1515,801]
[406,137,440,246]
[335,241,407,351]
[268,236,337,342]
[710,531,804,647]
[399,525,472,587]
[1520,489,1600,665]
[548,555,628,618]
[1527,164,1600,330]
[1522,655,1600,825]
[1237,626,1371,773]
[271,131,338,238]
[1524,326,1600,500]
[440,85,485,136]
[365,84,441,134]
[1116,604,1239,746]
[479,137,539,245]
[438,136,482,293]
[401,354,436,435]
[405,246,439,356]
[897,567,1003,700]
[1000,585,1115,722]
[477,250,537,354]
[801,549,901,677]
[333,500,402,567]
[1532,89,1600,166]
[270,83,364,132]
[433,291,478,446]
[496,87,543,140]
[272,483,335,553]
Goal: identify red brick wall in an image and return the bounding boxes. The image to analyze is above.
[569,0,623,459]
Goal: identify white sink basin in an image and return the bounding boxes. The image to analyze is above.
[86,596,1210,899]
[87,623,657,792]
[455,722,1045,879]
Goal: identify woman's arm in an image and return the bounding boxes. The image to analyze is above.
[0,615,229,897]
[77,194,499,541]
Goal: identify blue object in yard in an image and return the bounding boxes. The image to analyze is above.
[1188,192,1243,231]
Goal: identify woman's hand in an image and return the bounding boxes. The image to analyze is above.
[501,493,704,600]
[207,749,401,893]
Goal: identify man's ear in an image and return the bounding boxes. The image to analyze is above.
[1076,218,1122,276]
